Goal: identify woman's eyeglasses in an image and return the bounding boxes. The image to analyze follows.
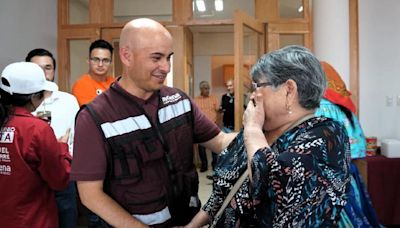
[251,81,272,92]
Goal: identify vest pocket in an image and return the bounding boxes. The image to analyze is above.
[136,139,165,164]
[112,145,141,184]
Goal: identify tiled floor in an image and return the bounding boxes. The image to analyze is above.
[198,167,213,205]
[196,148,215,205]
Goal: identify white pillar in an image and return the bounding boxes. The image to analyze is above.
[313,0,350,85]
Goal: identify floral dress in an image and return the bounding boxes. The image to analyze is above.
[203,116,351,227]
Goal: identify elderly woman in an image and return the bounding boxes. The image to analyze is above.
[186,45,351,227]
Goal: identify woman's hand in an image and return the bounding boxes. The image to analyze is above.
[243,92,268,165]
[243,92,265,130]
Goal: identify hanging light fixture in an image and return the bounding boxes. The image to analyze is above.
[215,0,223,12]
[196,0,206,12]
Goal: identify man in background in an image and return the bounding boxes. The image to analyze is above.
[72,39,115,106]
[220,79,235,132]
[26,48,80,228]
[194,81,220,172]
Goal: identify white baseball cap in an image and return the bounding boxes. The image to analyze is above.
[0,62,58,95]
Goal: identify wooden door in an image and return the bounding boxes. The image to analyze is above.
[233,10,264,130]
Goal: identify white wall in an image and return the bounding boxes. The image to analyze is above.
[192,31,257,97]
[313,0,350,85]
[193,32,234,97]
[359,0,400,142]
[0,0,57,74]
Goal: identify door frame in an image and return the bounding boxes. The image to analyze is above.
[233,10,265,130]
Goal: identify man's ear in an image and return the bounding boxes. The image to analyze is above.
[119,47,131,66]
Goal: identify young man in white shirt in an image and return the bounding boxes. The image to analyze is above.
[26,48,80,228]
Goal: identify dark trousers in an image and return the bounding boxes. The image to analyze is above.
[198,145,218,170]
[56,181,78,228]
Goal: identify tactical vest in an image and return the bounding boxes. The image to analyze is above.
[86,84,199,216]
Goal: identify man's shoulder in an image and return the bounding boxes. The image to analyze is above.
[158,86,192,106]
[72,74,91,87]
[87,90,114,110]
[106,75,115,82]
[160,85,180,92]
[56,91,79,106]
[55,90,78,100]
[209,94,218,100]
[160,86,189,97]
[76,74,90,81]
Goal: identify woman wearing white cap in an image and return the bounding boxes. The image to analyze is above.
[0,62,72,227]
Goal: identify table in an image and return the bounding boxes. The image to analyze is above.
[365,155,400,226]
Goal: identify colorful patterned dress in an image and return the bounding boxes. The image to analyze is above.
[203,117,351,227]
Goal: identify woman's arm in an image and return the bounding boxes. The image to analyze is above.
[243,93,269,171]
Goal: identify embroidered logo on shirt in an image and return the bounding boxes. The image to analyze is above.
[161,93,182,105]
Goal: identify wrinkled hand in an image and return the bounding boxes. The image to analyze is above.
[243,92,265,130]
[58,128,70,143]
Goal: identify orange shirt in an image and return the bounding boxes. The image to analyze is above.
[194,95,219,123]
[72,74,114,106]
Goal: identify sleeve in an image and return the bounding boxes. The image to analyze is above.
[70,108,108,181]
[202,182,225,218]
[36,125,72,191]
[202,131,249,219]
[190,97,221,143]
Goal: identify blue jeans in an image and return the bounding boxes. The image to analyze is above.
[55,181,77,228]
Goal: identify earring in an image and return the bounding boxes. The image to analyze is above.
[286,103,292,114]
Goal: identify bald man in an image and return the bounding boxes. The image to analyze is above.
[71,18,236,227]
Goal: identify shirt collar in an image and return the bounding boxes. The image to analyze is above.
[42,91,60,105]
[14,106,34,117]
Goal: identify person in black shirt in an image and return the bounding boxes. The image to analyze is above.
[220,79,234,132]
